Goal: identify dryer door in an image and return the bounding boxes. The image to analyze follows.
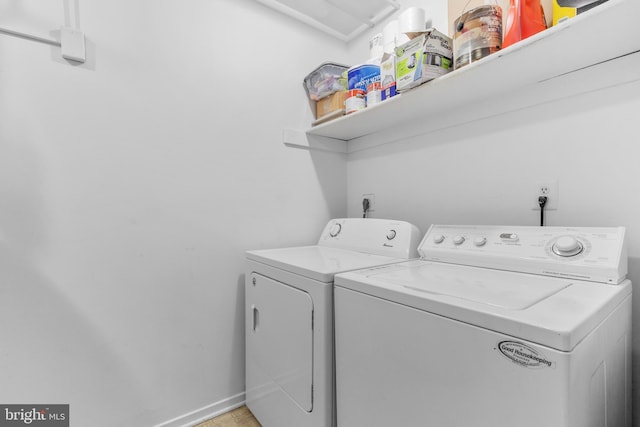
[247,273,314,411]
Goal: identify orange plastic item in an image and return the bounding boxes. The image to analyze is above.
[503,0,547,48]
[521,0,547,38]
[503,0,521,48]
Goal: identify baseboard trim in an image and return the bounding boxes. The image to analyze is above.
[154,392,246,427]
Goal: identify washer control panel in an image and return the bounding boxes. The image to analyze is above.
[420,225,627,284]
[319,218,422,259]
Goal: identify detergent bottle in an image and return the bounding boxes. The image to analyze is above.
[503,0,547,48]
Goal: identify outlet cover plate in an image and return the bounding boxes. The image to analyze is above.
[532,181,558,210]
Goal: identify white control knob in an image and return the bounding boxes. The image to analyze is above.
[433,234,445,244]
[329,223,342,237]
[386,230,397,240]
[473,237,487,247]
[452,235,465,245]
[552,236,583,257]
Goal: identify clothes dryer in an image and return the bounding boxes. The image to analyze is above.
[335,225,632,427]
[245,218,421,427]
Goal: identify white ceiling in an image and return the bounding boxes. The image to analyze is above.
[255,0,400,42]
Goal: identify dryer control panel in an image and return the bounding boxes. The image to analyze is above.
[419,225,627,284]
[319,218,421,260]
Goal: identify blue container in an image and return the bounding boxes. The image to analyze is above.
[347,63,381,93]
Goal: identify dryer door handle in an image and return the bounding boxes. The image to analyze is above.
[252,304,259,332]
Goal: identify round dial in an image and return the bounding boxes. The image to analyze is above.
[433,234,445,244]
[452,235,465,245]
[386,230,397,240]
[329,223,342,237]
[473,237,487,247]
[552,236,583,257]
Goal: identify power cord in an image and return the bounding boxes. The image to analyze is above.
[538,196,548,226]
[362,198,370,218]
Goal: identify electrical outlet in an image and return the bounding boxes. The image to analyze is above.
[362,193,375,212]
[533,181,558,210]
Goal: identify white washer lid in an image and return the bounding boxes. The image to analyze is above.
[246,246,406,283]
[335,260,632,351]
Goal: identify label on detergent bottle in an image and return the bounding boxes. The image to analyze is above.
[366,82,382,107]
[380,54,396,101]
[345,89,365,114]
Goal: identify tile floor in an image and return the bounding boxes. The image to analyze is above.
[195,406,261,427]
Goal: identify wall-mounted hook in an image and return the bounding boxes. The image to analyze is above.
[60,26,85,63]
[0,25,85,63]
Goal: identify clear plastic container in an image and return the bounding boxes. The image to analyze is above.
[303,62,348,101]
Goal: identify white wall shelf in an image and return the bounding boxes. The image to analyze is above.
[289,0,640,153]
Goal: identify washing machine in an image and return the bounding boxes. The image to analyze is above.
[334,224,632,427]
[245,218,421,427]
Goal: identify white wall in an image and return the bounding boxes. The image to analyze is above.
[346,78,640,423]
[2,0,637,425]
[0,0,348,425]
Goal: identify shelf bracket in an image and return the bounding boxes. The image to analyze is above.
[283,128,347,153]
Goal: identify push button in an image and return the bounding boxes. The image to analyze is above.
[499,233,519,242]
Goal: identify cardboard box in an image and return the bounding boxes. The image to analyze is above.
[316,91,346,119]
[395,29,453,92]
